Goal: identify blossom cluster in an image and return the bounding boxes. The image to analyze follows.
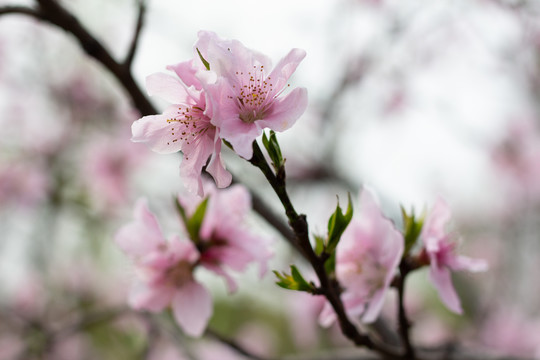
[115,184,272,336]
[319,190,487,326]
[132,31,308,196]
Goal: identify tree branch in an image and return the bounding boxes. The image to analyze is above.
[0,5,42,19]
[124,0,146,68]
[206,328,274,360]
[248,141,401,359]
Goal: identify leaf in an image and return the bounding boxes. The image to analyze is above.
[326,193,353,254]
[401,205,424,256]
[186,197,209,242]
[324,251,336,275]
[175,196,209,244]
[273,265,314,292]
[314,234,325,256]
[196,47,210,70]
[262,130,284,172]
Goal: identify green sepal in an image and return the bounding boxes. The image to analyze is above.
[324,251,336,275]
[401,205,424,256]
[262,130,284,173]
[273,265,314,292]
[314,234,325,256]
[326,193,353,254]
[174,196,209,244]
[196,47,210,70]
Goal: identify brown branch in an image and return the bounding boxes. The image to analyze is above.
[396,260,415,359]
[206,328,274,360]
[0,5,41,18]
[30,0,156,116]
[248,141,401,359]
[124,0,146,68]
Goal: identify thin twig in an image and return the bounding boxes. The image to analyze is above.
[0,5,41,18]
[248,141,401,359]
[124,0,147,68]
[33,0,156,116]
[206,328,274,360]
[397,260,415,359]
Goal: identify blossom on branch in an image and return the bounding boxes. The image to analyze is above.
[115,199,212,337]
[132,61,231,196]
[420,198,488,314]
[178,183,273,293]
[319,190,404,326]
[195,31,308,159]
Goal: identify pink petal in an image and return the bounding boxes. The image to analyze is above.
[362,288,387,323]
[206,136,232,189]
[179,132,216,196]
[131,111,183,154]
[167,60,202,90]
[128,281,174,312]
[429,265,463,314]
[172,281,213,337]
[146,73,192,104]
[422,198,452,244]
[202,263,238,293]
[318,301,337,328]
[267,48,306,95]
[451,255,488,273]
[115,199,165,257]
[257,87,308,132]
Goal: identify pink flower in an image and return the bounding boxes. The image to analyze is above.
[196,31,308,159]
[178,183,273,293]
[115,199,212,337]
[420,198,488,314]
[319,190,404,327]
[131,61,231,196]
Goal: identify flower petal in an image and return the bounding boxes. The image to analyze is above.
[257,87,308,132]
[131,111,183,154]
[429,265,463,314]
[146,73,192,104]
[267,48,306,95]
[128,281,174,312]
[115,199,165,257]
[172,281,213,337]
[206,136,232,189]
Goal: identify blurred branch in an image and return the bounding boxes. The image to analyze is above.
[396,261,414,359]
[31,0,156,116]
[124,0,147,68]
[206,328,274,360]
[0,5,41,18]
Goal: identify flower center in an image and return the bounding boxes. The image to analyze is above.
[166,260,193,287]
[166,105,214,154]
[232,65,273,123]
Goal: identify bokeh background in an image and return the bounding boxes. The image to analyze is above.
[1,0,540,358]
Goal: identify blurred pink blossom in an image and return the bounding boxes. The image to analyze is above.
[196,30,308,159]
[178,183,273,293]
[319,189,403,326]
[84,136,146,209]
[0,160,49,209]
[492,118,540,204]
[115,199,212,337]
[420,198,488,314]
[477,308,540,359]
[132,61,231,196]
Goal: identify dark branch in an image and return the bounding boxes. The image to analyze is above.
[206,328,274,360]
[396,260,415,359]
[30,0,156,116]
[0,5,42,19]
[248,141,401,359]
[124,0,146,68]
